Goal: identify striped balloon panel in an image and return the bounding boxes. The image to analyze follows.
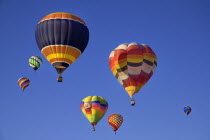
[80,96,108,125]
[41,45,80,68]
[184,106,191,115]
[18,77,30,91]
[38,12,86,25]
[109,42,157,98]
[35,12,89,72]
[29,56,42,70]
[108,114,123,131]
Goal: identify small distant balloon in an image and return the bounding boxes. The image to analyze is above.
[184,106,191,116]
[18,77,30,91]
[29,56,43,71]
[108,114,123,134]
[80,96,108,131]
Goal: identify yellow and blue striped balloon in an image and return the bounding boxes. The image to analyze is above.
[80,96,108,131]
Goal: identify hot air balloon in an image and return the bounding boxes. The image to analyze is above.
[35,12,89,82]
[80,96,108,131]
[108,114,123,134]
[29,56,43,71]
[109,42,157,105]
[184,106,191,116]
[18,77,30,91]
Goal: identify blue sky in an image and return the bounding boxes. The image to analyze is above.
[0,0,210,140]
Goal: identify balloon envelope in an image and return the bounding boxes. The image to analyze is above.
[184,106,191,116]
[108,114,123,134]
[35,12,89,81]
[18,77,30,91]
[109,42,157,103]
[80,96,108,130]
[29,56,43,71]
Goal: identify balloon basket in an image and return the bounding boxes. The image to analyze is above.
[57,76,63,82]
[131,98,135,106]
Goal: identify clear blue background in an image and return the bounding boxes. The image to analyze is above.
[0,0,210,140]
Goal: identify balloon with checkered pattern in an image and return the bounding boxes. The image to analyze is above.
[108,114,123,134]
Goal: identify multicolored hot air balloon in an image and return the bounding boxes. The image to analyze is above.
[29,56,43,71]
[109,42,157,105]
[18,77,30,91]
[35,12,89,82]
[184,106,191,116]
[80,96,108,131]
[108,114,123,134]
